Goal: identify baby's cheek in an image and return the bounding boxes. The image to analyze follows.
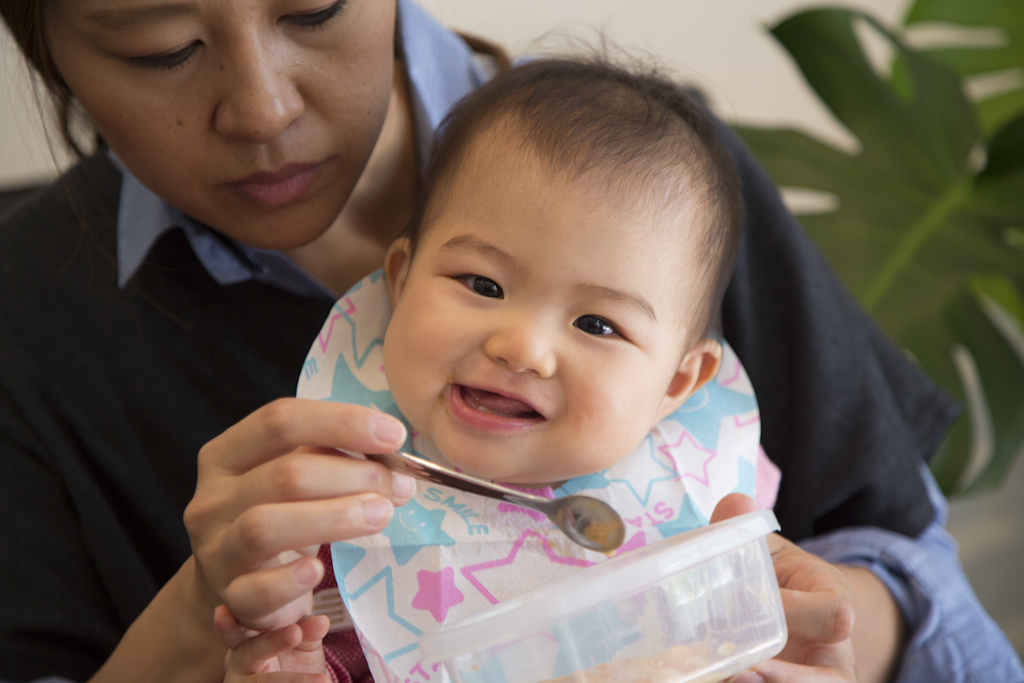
[385,308,456,433]
[567,392,651,467]
[383,321,422,416]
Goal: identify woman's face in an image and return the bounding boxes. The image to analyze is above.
[46,0,396,249]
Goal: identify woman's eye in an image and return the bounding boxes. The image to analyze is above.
[282,0,347,29]
[574,315,617,336]
[461,275,503,299]
[127,41,201,70]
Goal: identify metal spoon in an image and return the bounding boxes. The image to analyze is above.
[365,451,626,553]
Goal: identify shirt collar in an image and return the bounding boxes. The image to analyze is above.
[115,0,484,293]
[399,0,487,171]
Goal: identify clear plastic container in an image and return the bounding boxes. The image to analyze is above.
[419,510,787,683]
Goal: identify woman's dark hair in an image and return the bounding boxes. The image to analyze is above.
[406,56,744,338]
[1,1,93,155]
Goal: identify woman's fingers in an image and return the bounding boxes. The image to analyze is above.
[246,675,330,683]
[202,398,407,476]
[188,455,410,588]
[747,642,856,682]
[729,643,856,682]
[226,621,302,674]
[184,399,412,611]
[709,497,857,682]
[214,485,394,627]
[194,490,395,628]
[239,451,416,510]
[221,618,330,682]
[215,604,261,650]
[221,556,325,630]
[709,493,758,523]
[767,536,856,644]
[295,615,331,651]
[217,493,394,577]
[220,610,331,683]
[220,615,333,681]
[185,398,414,634]
[780,587,856,645]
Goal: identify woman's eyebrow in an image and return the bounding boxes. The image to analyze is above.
[86,3,199,29]
[576,284,657,322]
[439,235,525,274]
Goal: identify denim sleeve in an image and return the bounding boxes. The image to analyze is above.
[800,463,1024,683]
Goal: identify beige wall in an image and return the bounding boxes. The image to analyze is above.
[1,0,910,187]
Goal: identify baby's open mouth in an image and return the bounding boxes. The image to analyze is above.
[458,386,543,420]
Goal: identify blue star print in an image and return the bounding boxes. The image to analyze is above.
[459,655,509,683]
[381,498,456,566]
[653,494,708,539]
[330,543,423,638]
[330,357,398,414]
[551,605,640,676]
[329,358,414,452]
[732,457,756,496]
[602,435,680,506]
[556,471,611,496]
[667,379,758,450]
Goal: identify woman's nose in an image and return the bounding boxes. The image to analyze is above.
[213,39,305,142]
[484,324,557,378]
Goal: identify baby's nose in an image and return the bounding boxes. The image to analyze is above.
[484,325,556,378]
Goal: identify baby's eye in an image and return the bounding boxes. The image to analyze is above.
[574,315,617,336]
[461,275,503,299]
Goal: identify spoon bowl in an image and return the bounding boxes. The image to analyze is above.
[365,451,625,553]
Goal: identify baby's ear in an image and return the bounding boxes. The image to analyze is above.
[384,237,413,309]
[656,338,723,421]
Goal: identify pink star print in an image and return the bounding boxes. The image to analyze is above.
[461,529,594,604]
[719,356,742,387]
[658,430,717,486]
[315,314,343,353]
[411,567,464,623]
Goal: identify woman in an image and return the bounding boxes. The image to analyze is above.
[0,1,1018,682]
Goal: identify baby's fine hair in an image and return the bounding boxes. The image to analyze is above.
[407,56,744,339]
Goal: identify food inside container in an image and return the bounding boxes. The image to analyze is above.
[418,510,787,683]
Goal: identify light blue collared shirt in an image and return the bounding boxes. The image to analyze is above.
[802,464,1023,682]
[91,2,1024,682]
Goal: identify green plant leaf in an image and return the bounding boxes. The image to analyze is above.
[732,8,1024,494]
[939,276,1024,494]
[976,89,1024,137]
[980,113,1024,179]
[904,0,1024,135]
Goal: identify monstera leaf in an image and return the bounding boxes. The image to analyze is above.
[732,9,1024,495]
[905,0,1024,136]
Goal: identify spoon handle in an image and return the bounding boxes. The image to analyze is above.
[365,451,552,508]
[365,451,626,553]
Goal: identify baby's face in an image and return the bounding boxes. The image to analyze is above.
[383,135,720,485]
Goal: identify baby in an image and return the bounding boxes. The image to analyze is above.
[222,56,752,681]
[379,60,741,488]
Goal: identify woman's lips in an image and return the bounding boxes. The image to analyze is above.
[446,384,546,432]
[230,162,323,208]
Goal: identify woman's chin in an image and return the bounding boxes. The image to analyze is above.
[194,186,346,251]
